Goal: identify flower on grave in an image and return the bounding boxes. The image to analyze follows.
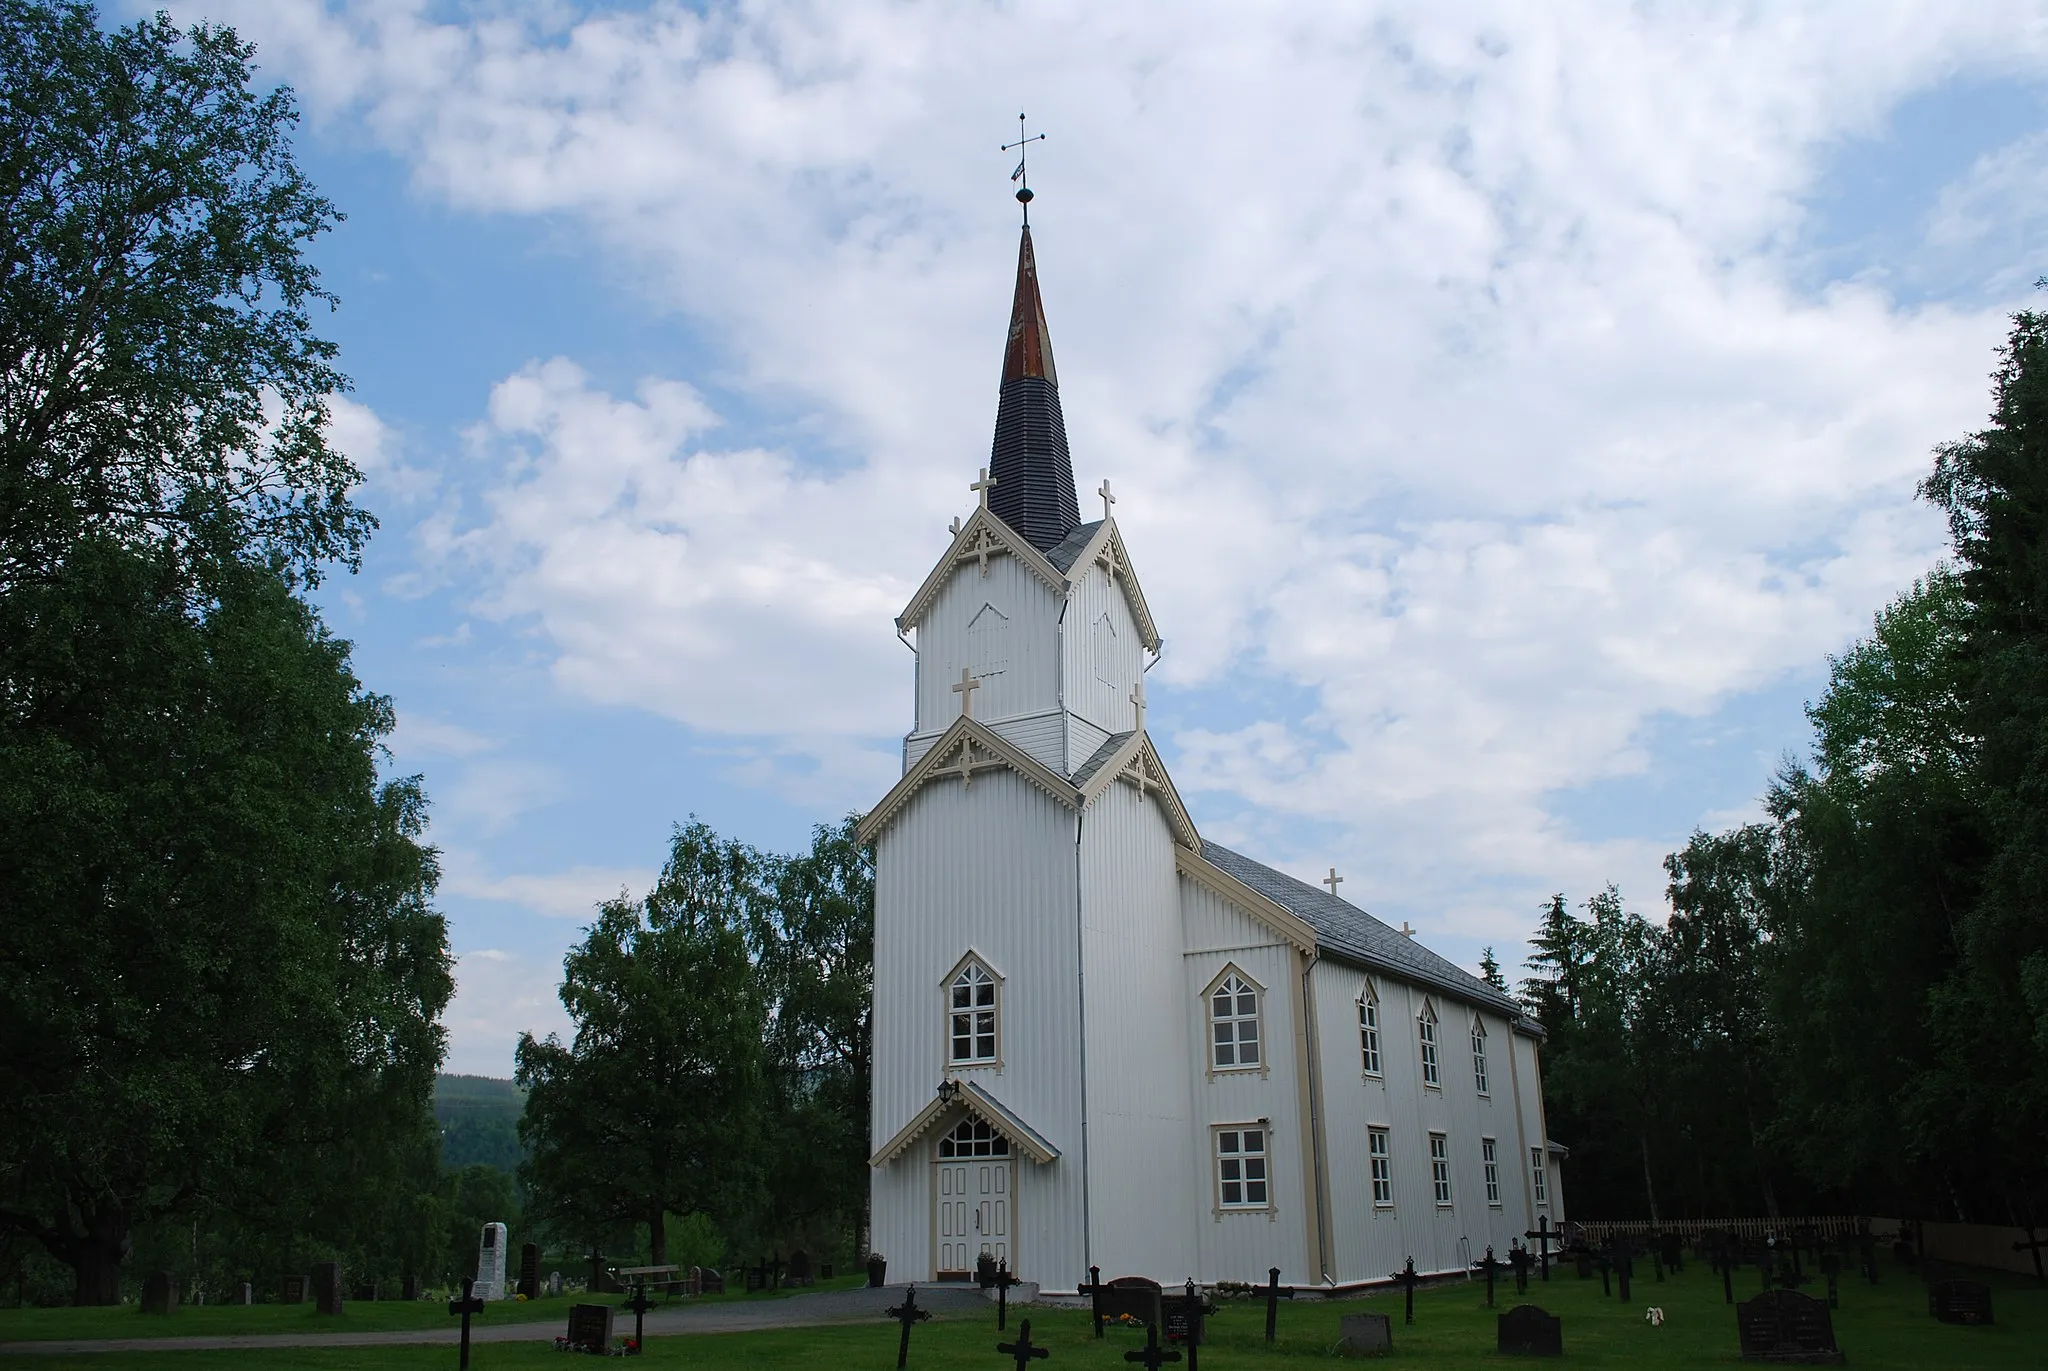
[1645,1307,1666,1326]
[516,1293,529,1302]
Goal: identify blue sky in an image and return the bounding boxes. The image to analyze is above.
[139,2,2048,1075]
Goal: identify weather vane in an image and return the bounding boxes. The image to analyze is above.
[1002,112,1046,224]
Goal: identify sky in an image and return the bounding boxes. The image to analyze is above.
[130,1,2048,1076]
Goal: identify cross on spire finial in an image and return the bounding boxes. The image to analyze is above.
[1322,867,1343,897]
[1098,478,1116,520]
[1003,113,1046,225]
[971,467,998,507]
[953,667,981,718]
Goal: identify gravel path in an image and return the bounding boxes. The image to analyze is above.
[0,1284,996,1356]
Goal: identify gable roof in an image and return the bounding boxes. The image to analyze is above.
[869,1079,1061,1167]
[1075,730,1200,850]
[855,715,1077,846]
[896,505,1066,632]
[1198,841,1531,1027]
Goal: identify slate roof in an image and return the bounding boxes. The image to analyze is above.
[1070,729,1133,786]
[1199,840,1531,1027]
[1044,519,1104,574]
[987,226,1082,554]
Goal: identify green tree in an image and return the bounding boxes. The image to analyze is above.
[516,822,768,1269]
[0,0,364,593]
[0,541,450,1302]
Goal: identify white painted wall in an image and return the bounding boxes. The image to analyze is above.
[912,554,1063,734]
[869,772,1087,1285]
[1061,556,1145,738]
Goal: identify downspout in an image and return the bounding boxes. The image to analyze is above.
[1074,809,1092,1285]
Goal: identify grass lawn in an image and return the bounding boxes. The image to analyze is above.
[5,1258,2042,1367]
[0,1274,870,1343]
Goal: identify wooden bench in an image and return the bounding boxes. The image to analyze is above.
[609,1264,690,1300]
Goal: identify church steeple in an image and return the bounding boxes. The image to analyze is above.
[987,225,1081,553]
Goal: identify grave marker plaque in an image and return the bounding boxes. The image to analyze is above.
[1928,1279,1994,1326]
[1161,1281,1215,1371]
[1337,1311,1392,1357]
[1735,1287,1844,1364]
[566,1301,614,1353]
[140,1270,174,1315]
[1101,1275,1164,1327]
[789,1250,812,1287]
[281,1274,309,1305]
[1497,1304,1562,1357]
[312,1262,343,1316]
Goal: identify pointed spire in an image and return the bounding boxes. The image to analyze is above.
[988,225,1080,553]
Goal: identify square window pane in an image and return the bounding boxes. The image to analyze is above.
[1222,1181,1241,1204]
[1245,1158,1266,1181]
[1247,1179,1267,1203]
[1241,1040,1260,1064]
[1244,1130,1263,1152]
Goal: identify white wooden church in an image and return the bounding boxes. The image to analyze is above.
[858,216,1565,1293]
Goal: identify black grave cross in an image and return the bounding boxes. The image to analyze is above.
[1856,1224,1880,1286]
[1122,1321,1182,1371]
[1263,1267,1297,1345]
[1390,1258,1421,1326]
[1509,1240,1532,1296]
[1084,1266,1106,1339]
[1720,1235,1736,1305]
[767,1251,785,1290]
[622,1281,655,1356]
[1611,1237,1633,1303]
[1650,1231,1665,1283]
[1819,1253,1841,1310]
[994,1259,1019,1330]
[1592,1248,1612,1298]
[997,1318,1051,1371]
[2013,1226,2048,1287]
[1472,1246,1505,1308]
[447,1277,486,1371]
[886,1286,933,1369]
[1524,1216,1560,1282]
[1167,1279,1216,1371]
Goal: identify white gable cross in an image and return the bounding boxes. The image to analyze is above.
[952,667,981,718]
[1098,478,1115,520]
[1322,868,1343,897]
[949,516,963,537]
[1398,921,1417,938]
[1130,676,1147,731]
[971,468,998,507]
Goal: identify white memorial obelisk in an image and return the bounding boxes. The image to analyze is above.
[474,1223,509,1300]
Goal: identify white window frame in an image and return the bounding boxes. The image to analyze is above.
[1206,967,1266,1075]
[1367,1126,1393,1207]
[1471,1019,1489,1096]
[945,954,1002,1068]
[1429,1132,1453,1207]
[1358,987,1382,1077]
[1483,1136,1501,1206]
[1418,1001,1441,1088]
[1530,1146,1549,1206]
[1213,1124,1272,1211]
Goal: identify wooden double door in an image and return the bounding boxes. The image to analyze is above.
[933,1154,1012,1278]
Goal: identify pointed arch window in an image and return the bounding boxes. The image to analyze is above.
[1470,1019,1490,1096]
[1208,970,1263,1071]
[947,957,1001,1066]
[1358,986,1382,1077]
[1418,1001,1441,1088]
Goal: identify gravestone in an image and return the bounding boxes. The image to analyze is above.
[546,1271,564,1298]
[789,1250,812,1287]
[1497,1304,1563,1356]
[700,1266,726,1294]
[1337,1311,1393,1357]
[1660,1231,1684,1273]
[1928,1279,1994,1326]
[1161,1281,1215,1371]
[140,1270,174,1315]
[1101,1275,1164,1326]
[474,1222,508,1300]
[821,1262,835,1280]
[1736,1288,1844,1364]
[566,1301,614,1353]
[746,1265,767,1293]
[281,1274,309,1304]
[312,1261,343,1316]
[518,1242,539,1301]
[352,1279,377,1302]
[239,1282,253,1306]
[1509,1240,1532,1295]
[401,1274,420,1301]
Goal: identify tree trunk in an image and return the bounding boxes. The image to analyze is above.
[51,1201,131,1306]
[1639,1132,1661,1225]
[649,1207,667,1267]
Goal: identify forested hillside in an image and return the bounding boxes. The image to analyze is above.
[434,1075,526,1173]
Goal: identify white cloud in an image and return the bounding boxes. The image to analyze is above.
[390,712,498,759]
[442,852,656,921]
[442,946,573,1074]
[193,1,2048,940]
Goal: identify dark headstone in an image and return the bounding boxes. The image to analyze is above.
[567,1302,614,1352]
[140,1270,174,1316]
[239,1282,253,1306]
[1161,1281,1215,1363]
[312,1261,343,1316]
[1497,1304,1563,1356]
[867,1255,887,1288]
[1736,1288,1844,1363]
[281,1273,309,1304]
[701,1266,726,1294]
[789,1250,812,1286]
[1337,1311,1393,1356]
[1102,1275,1164,1326]
[519,1242,539,1301]
[1660,1231,1684,1273]
[820,1262,834,1281]
[352,1280,377,1302]
[401,1274,420,1301]
[1928,1279,1993,1326]
[746,1265,767,1293]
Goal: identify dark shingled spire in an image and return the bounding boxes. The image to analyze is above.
[988,225,1080,553]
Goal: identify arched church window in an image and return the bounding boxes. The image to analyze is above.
[1209,972,1262,1070]
[1418,1002,1441,1088]
[948,959,999,1065]
[1471,1019,1489,1095]
[1358,987,1382,1076]
[937,1117,1009,1158]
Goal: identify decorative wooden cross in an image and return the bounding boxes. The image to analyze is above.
[622,1280,655,1355]
[1130,676,1148,731]
[971,468,998,508]
[1397,921,1417,938]
[954,668,980,718]
[1262,1266,1297,1345]
[1082,1265,1106,1339]
[951,516,964,537]
[994,1258,1019,1330]
[997,1317,1050,1370]
[1098,479,1115,520]
[1389,1257,1420,1325]
[1472,1245,1504,1308]
[886,1286,932,1369]
[2014,1226,2048,1286]
[1121,1321,1181,1370]
[1508,1239,1531,1295]
[1322,867,1343,897]
[1525,1216,1559,1282]
[446,1277,485,1370]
